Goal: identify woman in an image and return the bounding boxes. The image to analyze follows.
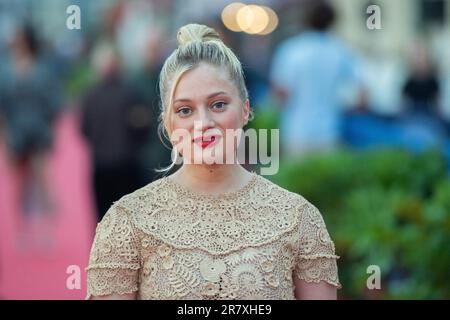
[86,24,341,300]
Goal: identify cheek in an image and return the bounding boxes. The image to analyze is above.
[168,118,191,151]
[171,116,190,130]
[217,108,243,129]
[170,117,192,142]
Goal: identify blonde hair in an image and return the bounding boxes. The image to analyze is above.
[156,23,251,172]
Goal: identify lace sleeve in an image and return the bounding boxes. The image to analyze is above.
[85,204,141,299]
[294,202,342,289]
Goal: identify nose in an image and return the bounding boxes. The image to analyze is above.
[195,107,215,131]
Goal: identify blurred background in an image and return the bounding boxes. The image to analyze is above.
[0,0,449,299]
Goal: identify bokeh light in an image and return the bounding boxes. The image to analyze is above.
[221,2,245,32]
[222,3,278,35]
[258,6,279,35]
[237,4,269,34]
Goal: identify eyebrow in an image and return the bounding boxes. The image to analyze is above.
[173,91,229,103]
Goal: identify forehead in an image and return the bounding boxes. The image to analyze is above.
[173,63,238,100]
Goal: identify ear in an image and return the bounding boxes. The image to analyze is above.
[242,99,250,126]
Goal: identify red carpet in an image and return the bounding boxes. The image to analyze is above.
[0,111,96,299]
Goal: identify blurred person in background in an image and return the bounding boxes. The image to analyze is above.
[0,24,62,250]
[132,28,171,183]
[402,41,440,118]
[402,41,448,140]
[270,0,363,157]
[80,41,151,222]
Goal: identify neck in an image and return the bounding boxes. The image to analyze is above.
[174,163,250,194]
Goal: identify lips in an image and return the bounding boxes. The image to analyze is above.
[193,135,220,149]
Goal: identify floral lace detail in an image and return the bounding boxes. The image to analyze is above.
[86,268,139,299]
[85,207,141,299]
[294,202,342,289]
[86,173,341,299]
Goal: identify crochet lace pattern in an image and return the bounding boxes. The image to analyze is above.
[86,172,341,299]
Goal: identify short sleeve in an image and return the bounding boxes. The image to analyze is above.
[294,202,341,289]
[85,204,141,299]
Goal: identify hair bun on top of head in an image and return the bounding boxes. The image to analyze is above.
[176,23,221,47]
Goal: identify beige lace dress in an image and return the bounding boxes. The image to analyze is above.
[86,172,341,299]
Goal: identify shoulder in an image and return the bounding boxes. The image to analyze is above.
[253,174,320,219]
[277,34,304,50]
[113,177,170,213]
[324,35,357,60]
[254,174,309,201]
[97,177,169,228]
[92,178,173,246]
[258,176,331,240]
[272,36,303,64]
[253,177,335,249]
[249,175,330,247]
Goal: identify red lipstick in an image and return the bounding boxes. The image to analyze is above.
[193,135,219,149]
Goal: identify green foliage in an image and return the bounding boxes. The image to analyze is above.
[270,147,450,299]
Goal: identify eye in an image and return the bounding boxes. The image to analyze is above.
[176,107,192,117]
[212,101,227,111]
